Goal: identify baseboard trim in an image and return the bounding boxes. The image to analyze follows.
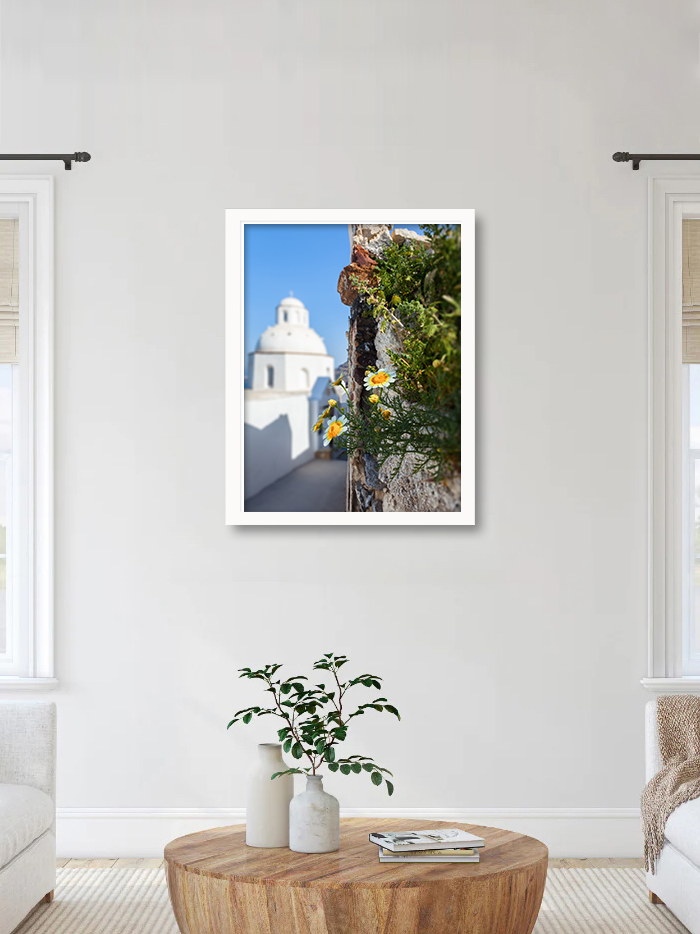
[56,807,642,859]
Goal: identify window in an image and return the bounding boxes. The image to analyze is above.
[0,179,53,686]
[681,219,700,676]
[266,366,274,388]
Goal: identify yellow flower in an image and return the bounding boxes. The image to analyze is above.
[313,418,324,432]
[382,409,391,421]
[327,399,337,407]
[324,415,347,446]
[433,359,442,368]
[332,375,344,386]
[364,369,396,391]
[369,394,379,404]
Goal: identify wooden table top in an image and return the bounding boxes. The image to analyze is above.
[164,818,548,889]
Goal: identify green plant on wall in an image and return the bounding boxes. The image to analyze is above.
[316,224,462,480]
[227,653,399,794]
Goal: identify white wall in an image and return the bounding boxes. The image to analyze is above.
[0,0,693,856]
[244,392,314,498]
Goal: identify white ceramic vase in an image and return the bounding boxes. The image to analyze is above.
[245,743,294,848]
[289,774,340,853]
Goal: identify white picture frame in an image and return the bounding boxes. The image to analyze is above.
[225,209,475,525]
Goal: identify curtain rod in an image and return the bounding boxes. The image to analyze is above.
[0,152,91,171]
[613,152,700,171]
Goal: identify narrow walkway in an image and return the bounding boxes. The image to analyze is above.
[245,458,347,512]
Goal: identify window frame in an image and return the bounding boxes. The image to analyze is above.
[0,177,54,689]
[647,177,700,690]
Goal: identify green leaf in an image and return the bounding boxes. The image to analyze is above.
[293,683,305,693]
[351,763,362,774]
[386,780,394,796]
[362,763,374,772]
[226,719,238,729]
[327,762,340,772]
[283,739,292,754]
[242,712,253,724]
[292,743,303,760]
[384,705,401,719]
[280,683,291,694]
[340,764,351,775]
[371,772,383,786]
[326,746,336,763]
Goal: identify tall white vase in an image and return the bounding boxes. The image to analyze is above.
[289,775,340,853]
[246,744,294,848]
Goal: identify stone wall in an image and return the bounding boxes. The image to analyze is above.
[338,225,461,513]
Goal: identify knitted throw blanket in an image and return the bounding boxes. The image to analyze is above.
[641,694,700,873]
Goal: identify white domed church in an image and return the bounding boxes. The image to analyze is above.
[244,295,336,501]
[248,295,334,391]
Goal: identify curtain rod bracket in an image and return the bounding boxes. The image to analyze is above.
[613,152,640,170]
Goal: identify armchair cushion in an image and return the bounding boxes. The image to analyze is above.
[0,702,56,801]
[664,797,700,868]
[0,784,54,870]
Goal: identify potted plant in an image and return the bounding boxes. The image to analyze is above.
[227,653,400,853]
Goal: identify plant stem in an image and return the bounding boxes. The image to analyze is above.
[264,675,316,773]
[332,665,345,726]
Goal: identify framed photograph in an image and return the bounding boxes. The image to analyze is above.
[226,210,474,525]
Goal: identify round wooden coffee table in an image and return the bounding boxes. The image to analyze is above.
[165,818,547,934]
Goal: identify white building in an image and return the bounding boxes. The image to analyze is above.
[244,295,335,500]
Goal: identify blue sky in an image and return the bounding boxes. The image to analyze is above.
[244,224,424,368]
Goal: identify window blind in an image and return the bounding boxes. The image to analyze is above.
[683,219,700,363]
[0,219,18,365]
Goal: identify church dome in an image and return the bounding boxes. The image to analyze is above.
[254,295,329,355]
[256,323,328,355]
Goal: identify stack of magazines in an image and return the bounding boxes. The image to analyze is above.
[369,828,485,863]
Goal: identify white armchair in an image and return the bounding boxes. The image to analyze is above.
[0,702,56,934]
[646,698,700,934]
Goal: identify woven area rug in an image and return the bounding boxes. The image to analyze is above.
[15,866,690,934]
